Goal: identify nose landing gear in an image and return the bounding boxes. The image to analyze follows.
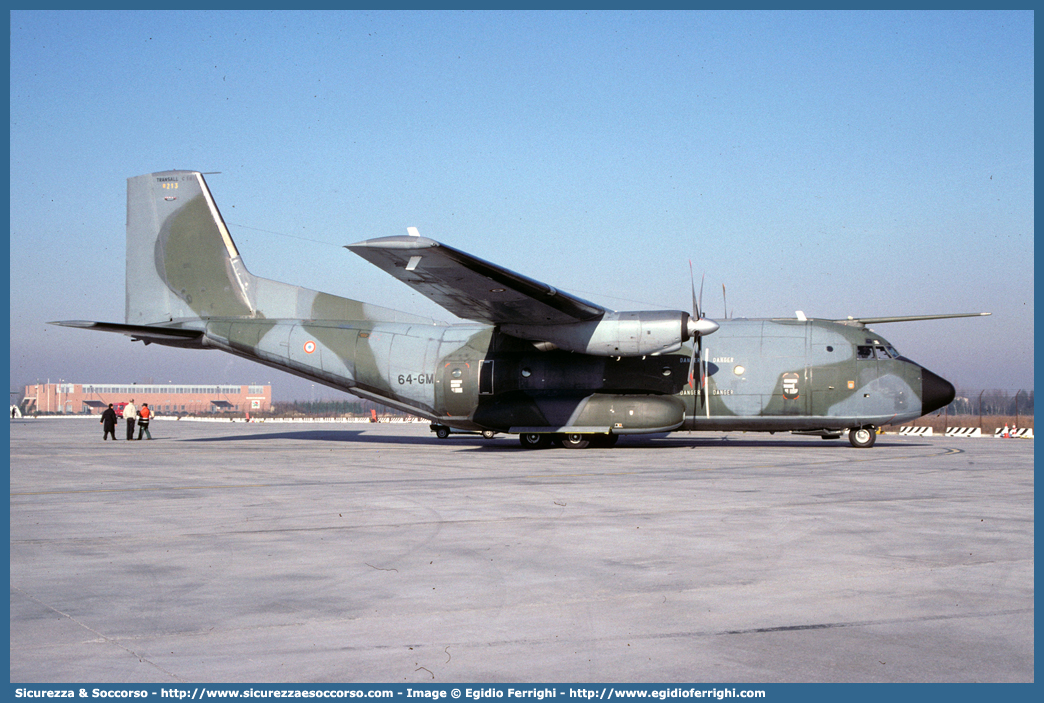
[848,426,877,448]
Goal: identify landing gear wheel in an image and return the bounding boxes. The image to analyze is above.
[560,433,591,449]
[849,426,877,448]
[519,433,551,449]
[481,430,497,439]
[434,426,450,439]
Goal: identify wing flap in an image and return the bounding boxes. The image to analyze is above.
[346,235,606,325]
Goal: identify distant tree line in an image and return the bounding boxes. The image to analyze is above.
[940,389,1034,416]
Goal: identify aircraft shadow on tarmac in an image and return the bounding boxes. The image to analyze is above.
[180,430,915,451]
[183,430,372,443]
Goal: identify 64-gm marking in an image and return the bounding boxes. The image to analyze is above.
[398,374,434,385]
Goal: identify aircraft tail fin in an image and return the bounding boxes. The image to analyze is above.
[126,171,256,325]
[125,171,437,326]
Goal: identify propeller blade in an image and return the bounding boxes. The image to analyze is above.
[701,349,709,409]
[697,334,703,398]
[688,261,699,319]
[688,335,705,393]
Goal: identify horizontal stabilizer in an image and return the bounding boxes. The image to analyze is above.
[49,320,205,347]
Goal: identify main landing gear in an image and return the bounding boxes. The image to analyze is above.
[848,426,877,449]
[519,433,619,449]
[519,433,553,449]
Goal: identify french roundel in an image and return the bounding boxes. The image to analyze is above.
[304,341,316,354]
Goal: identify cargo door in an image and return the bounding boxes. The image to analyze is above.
[438,360,477,418]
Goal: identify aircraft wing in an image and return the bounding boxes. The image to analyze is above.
[346,235,607,325]
[48,320,206,348]
[832,313,992,328]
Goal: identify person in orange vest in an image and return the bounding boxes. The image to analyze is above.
[136,403,152,440]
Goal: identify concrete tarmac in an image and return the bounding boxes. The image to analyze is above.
[9,419,1034,683]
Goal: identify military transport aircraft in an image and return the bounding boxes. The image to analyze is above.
[53,171,989,449]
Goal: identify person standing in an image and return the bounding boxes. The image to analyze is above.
[123,399,137,440]
[100,403,118,440]
[137,403,152,440]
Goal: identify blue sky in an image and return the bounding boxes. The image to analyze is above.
[9,10,1034,399]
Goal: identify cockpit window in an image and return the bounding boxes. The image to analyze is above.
[860,345,900,360]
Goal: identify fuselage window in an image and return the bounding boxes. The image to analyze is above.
[857,345,874,360]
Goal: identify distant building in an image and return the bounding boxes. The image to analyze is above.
[20,383,272,415]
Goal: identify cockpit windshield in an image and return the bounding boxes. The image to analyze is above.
[858,344,901,360]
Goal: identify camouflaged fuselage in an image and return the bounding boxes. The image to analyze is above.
[185,314,936,435]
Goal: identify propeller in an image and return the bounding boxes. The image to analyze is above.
[686,262,719,393]
[687,263,699,390]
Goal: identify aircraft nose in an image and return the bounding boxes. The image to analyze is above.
[921,367,956,414]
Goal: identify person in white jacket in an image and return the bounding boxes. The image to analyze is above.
[123,399,137,441]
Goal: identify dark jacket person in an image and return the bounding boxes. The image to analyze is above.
[101,404,118,441]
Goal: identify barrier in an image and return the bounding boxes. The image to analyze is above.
[898,426,933,436]
[994,428,1034,439]
[944,427,982,437]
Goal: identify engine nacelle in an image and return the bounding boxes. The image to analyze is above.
[503,310,692,357]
